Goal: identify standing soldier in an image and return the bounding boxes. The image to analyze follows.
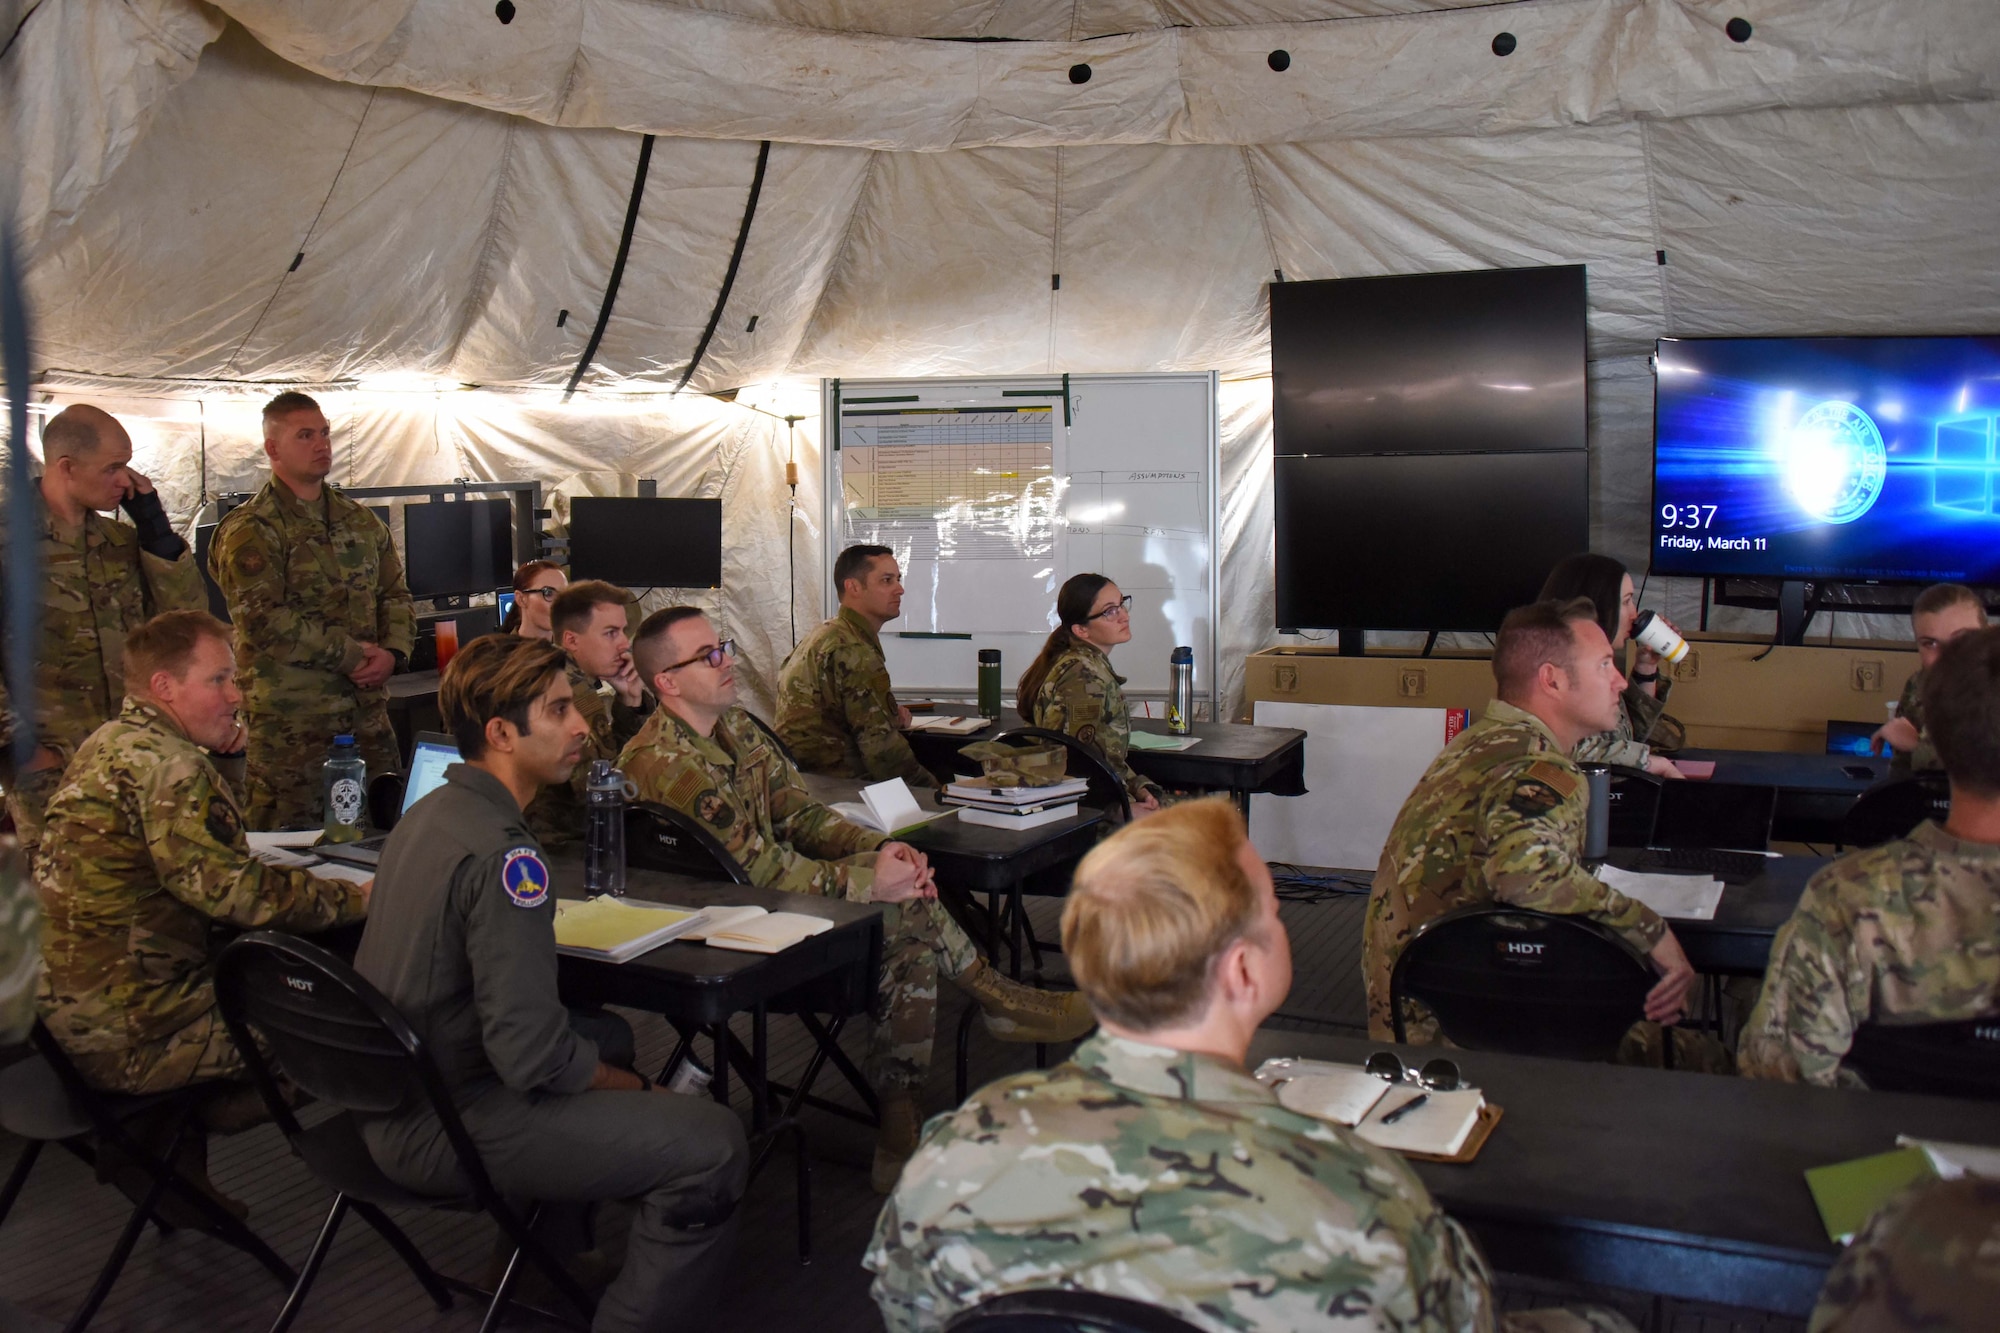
[8,404,205,856]
[209,392,413,829]
[777,544,935,788]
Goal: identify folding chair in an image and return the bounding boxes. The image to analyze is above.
[946,1289,1203,1332]
[0,1021,295,1332]
[213,931,596,1332]
[1845,1017,2000,1099]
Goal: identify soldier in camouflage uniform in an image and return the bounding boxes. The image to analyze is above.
[777,545,935,788]
[1742,627,2000,1087]
[1872,584,1988,776]
[7,404,207,857]
[1019,575,1164,812]
[523,580,652,846]
[869,799,1632,1333]
[623,607,1092,1191]
[1808,1176,2000,1333]
[209,393,414,830]
[1368,600,1697,1051]
[36,611,369,1095]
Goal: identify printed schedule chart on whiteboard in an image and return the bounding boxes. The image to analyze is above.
[824,375,1219,700]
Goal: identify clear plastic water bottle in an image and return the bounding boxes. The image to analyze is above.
[585,760,637,897]
[1167,646,1194,735]
[321,735,368,843]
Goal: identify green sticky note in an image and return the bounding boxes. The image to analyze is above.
[1803,1144,1937,1243]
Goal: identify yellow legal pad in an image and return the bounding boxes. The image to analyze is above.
[553,897,707,963]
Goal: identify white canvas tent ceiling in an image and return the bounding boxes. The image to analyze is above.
[5,0,1998,715]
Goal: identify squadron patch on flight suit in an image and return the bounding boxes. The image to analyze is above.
[501,847,550,908]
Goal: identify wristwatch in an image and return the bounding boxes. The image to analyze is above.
[1631,669,1659,683]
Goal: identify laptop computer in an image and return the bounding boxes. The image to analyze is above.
[1826,719,1879,757]
[1629,780,1779,882]
[314,732,460,868]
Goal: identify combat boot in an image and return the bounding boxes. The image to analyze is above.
[871,1091,922,1194]
[954,958,1095,1044]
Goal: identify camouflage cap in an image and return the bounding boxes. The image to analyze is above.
[957,739,1069,787]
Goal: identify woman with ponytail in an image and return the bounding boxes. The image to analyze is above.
[1017,573,1165,814]
[503,559,567,640]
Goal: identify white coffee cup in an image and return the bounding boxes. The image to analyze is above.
[1631,609,1689,664]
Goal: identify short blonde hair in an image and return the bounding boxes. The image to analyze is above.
[125,610,232,688]
[1060,797,1261,1032]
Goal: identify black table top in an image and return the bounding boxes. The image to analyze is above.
[907,706,1306,790]
[545,850,883,1023]
[1248,1030,1999,1306]
[800,774,1105,893]
[1604,852,1825,975]
[1677,748,1886,795]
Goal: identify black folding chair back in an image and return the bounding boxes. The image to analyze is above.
[991,727,1131,823]
[627,800,756,885]
[0,1021,296,1332]
[214,932,596,1332]
[1842,771,1952,848]
[1845,1016,2000,1099]
[1390,906,1655,1063]
[946,1289,1203,1332]
[369,771,406,832]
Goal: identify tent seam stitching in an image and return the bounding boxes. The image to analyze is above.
[1238,146,1282,279]
[787,150,884,374]
[442,116,523,371]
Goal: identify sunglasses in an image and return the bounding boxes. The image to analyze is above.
[662,639,735,672]
[1364,1051,1463,1091]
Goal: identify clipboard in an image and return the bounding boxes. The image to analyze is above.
[1398,1103,1503,1164]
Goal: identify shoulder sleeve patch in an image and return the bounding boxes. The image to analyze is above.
[1522,760,1581,801]
[500,847,550,908]
[204,796,241,846]
[1508,780,1564,819]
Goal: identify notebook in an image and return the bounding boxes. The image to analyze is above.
[905,714,989,735]
[1258,1058,1487,1157]
[1129,732,1200,752]
[552,897,708,963]
[828,778,958,836]
[694,908,835,954]
[1804,1145,1936,1243]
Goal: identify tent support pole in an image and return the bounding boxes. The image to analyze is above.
[564,134,657,402]
[675,140,773,395]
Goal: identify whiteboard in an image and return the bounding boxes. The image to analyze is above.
[822,373,1218,699]
[1249,701,1465,871]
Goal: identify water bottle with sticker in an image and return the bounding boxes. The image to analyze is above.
[321,734,368,843]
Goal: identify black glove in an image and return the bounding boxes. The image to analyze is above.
[120,488,188,561]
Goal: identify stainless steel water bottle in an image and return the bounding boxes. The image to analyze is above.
[1168,646,1194,735]
[977,649,1002,719]
[1581,763,1610,862]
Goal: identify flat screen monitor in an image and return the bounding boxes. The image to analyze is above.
[1651,336,2000,584]
[1273,451,1588,632]
[403,499,513,599]
[1271,264,1588,458]
[568,497,723,588]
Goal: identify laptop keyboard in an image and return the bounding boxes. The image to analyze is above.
[1630,847,1771,883]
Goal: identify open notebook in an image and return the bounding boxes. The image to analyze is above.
[553,898,708,963]
[685,905,835,955]
[1256,1059,1488,1158]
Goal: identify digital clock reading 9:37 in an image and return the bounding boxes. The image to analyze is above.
[1659,504,1718,529]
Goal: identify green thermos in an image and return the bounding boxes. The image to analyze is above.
[977,649,1002,719]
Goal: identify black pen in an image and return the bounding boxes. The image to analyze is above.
[1380,1093,1429,1125]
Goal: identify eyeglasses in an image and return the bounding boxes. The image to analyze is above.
[1364,1051,1462,1091]
[1085,595,1134,622]
[662,639,735,672]
[519,586,561,602]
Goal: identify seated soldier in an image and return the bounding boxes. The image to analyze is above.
[38,610,371,1098]
[1367,598,1699,1058]
[1872,582,1989,775]
[523,579,653,845]
[1808,1175,2000,1332]
[866,798,1633,1333]
[1741,626,2000,1086]
[357,635,746,1330]
[1017,573,1165,814]
[619,606,1093,1191]
[776,543,935,788]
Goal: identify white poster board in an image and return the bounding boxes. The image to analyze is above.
[1250,701,1469,872]
[823,373,1218,699]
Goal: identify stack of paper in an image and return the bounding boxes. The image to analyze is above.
[1896,1136,2000,1181]
[905,714,989,735]
[943,776,1087,829]
[1594,863,1726,921]
[1129,732,1200,752]
[553,897,708,963]
[686,905,835,954]
[247,830,322,868]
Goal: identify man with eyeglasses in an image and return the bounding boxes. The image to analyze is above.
[868,798,1633,1333]
[621,607,1093,1193]
[775,544,936,788]
[522,579,653,846]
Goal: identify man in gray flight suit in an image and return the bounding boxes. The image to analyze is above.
[355,633,746,1333]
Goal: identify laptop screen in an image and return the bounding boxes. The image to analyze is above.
[401,733,461,815]
[1825,720,1878,757]
[1650,781,1777,853]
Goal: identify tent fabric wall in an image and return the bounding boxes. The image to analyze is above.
[9,0,2000,719]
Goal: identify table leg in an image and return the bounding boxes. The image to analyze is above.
[752,1005,770,1133]
[1009,888,1025,982]
[710,1024,729,1106]
[1232,786,1251,820]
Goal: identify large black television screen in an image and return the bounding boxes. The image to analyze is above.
[1652,336,2000,585]
[1271,265,1588,457]
[569,497,723,588]
[1274,452,1588,632]
[404,499,513,599]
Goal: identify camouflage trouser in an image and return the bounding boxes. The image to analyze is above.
[868,897,981,1093]
[6,763,66,865]
[243,700,401,832]
[65,1007,247,1097]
